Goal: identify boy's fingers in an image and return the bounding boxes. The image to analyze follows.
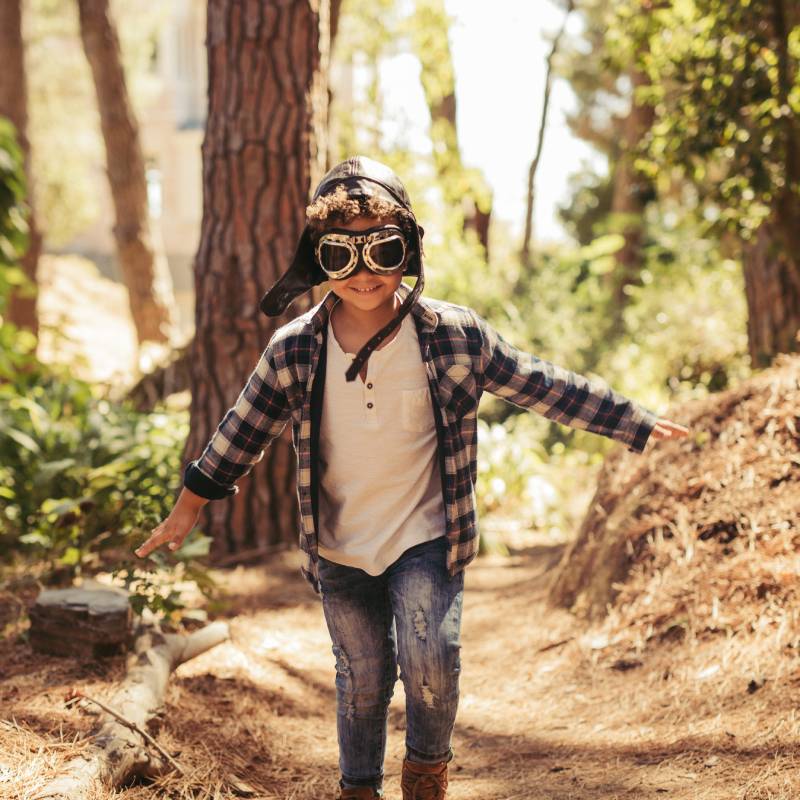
[134,527,170,558]
[167,533,187,551]
[652,420,690,439]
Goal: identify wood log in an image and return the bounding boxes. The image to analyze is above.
[32,619,230,799]
[29,586,132,658]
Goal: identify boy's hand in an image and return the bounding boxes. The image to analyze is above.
[134,488,208,558]
[650,418,690,441]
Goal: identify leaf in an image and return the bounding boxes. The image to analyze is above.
[86,459,138,480]
[40,497,79,516]
[173,532,213,561]
[59,547,82,566]
[579,233,626,261]
[33,458,77,488]
[9,396,50,437]
[19,531,52,547]
[4,427,41,455]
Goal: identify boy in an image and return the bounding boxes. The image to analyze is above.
[135,156,689,799]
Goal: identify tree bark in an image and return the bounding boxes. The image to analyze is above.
[76,0,176,347]
[603,67,655,340]
[0,0,41,339]
[741,0,800,367]
[411,0,492,256]
[32,620,230,800]
[742,219,800,367]
[521,0,574,266]
[186,0,330,558]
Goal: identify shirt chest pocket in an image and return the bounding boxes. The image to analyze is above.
[401,387,435,432]
[436,363,478,419]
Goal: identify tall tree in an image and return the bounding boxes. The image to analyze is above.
[603,64,656,340]
[616,0,800,367]
[557,0,655,339]
[186,0,330,557]
[409,0,493,256]
[521,0,574,266]
[0,0,42,339]
[76,0,176,347]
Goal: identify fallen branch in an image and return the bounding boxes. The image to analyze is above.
[65,689,184,775]
[33,619,230,800]
[536,637,574,653]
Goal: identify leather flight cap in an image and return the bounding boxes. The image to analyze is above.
[258,155,426,383]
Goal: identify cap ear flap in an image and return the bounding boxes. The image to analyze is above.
[401,221,423,277]
[259,228,325,316]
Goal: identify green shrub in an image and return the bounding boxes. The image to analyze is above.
[0,367,216,618]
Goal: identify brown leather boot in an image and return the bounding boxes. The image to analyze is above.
[336,783,383,799]
[401,757,449,800]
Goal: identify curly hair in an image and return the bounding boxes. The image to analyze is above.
[305,184,417,242]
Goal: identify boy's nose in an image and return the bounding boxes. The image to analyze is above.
[349,251,369,276]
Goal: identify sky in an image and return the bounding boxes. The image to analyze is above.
[375,0,607,244]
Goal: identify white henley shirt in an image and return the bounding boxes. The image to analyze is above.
[317,298,446,574]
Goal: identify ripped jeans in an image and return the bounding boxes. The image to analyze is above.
[317,535,464,793]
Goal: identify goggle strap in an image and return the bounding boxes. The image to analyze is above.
[344,273,425,383]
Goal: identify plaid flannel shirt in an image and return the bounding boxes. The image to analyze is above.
[184,282,659,595]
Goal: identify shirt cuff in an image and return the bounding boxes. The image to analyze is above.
[183,460,238,500]
[625,406,660,454]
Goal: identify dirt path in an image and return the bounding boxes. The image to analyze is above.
[5,543,799,799]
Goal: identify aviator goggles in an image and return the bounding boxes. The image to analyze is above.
[315,224,408,280]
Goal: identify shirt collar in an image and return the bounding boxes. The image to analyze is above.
[308,281,438,335]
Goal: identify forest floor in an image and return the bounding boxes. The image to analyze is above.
[4,256,800,798]
[4,543,800,800]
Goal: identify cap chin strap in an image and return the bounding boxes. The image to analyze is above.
[344,268,425,382]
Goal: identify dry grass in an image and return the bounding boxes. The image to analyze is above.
[584,354,800,660]
[4,542,800,799]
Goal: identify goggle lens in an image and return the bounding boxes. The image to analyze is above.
[318,241,352,271]
[316,226,408,279]
[368,237,405,269]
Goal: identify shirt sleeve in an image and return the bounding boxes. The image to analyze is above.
[471,310,659,454]
[183,343,291,500]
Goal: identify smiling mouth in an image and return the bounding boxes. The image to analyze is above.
[351,285,381,294]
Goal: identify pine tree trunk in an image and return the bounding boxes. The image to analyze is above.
[742,0,800,367]
[411,0,492,255]
[742,219,800,368]
[187,0,330,558]
[604,67,654,339]
[76,0,175,347]
[0,0,41,339]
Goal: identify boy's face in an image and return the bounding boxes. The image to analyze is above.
[324,215,406,314]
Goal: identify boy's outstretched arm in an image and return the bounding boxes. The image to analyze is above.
[134,344,291,557]
[472,311,689,452]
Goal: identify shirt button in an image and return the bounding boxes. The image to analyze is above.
[367,402,374,409]
[367,382,373,389]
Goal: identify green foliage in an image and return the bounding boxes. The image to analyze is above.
[0,117,38,378]
[598,192,750,402]
[607,0,800,239]
[0,118,30,272]
[0,364,217,618]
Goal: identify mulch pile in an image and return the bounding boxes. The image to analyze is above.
[573,352,800,656]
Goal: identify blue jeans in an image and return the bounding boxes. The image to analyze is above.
[317,535,464,793]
